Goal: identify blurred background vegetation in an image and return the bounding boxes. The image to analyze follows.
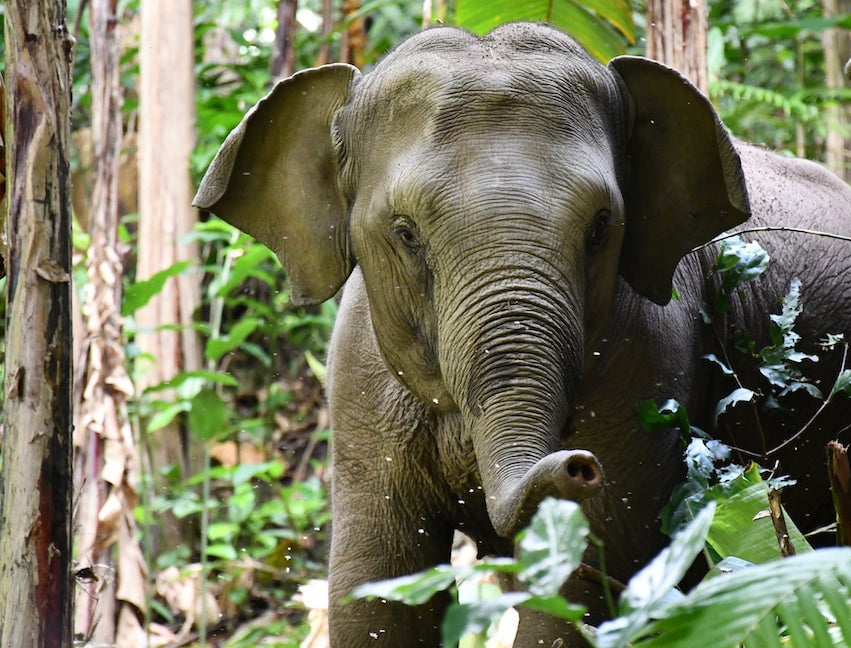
[0,0,848,645]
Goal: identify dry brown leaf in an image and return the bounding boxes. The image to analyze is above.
[145,622,181,648]
[101,436,127,487]
[95,491,123,550]
[115,603,147,648]
[34,258,71,283]
[115,489,147,613]
[155,564,221,639]
[210,439,268,467]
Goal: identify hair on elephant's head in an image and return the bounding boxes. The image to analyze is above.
[195,23,750,538]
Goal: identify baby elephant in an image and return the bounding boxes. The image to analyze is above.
[195,22,851,647]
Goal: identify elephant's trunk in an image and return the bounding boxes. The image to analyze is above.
[439,268,604,539]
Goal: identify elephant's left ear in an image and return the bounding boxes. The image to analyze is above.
[609,56,751,306]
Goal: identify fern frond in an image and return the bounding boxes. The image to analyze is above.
[710,79,819,124]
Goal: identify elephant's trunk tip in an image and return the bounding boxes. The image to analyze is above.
[487,449,604,539]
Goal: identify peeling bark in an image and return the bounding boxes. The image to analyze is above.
[0,1,74,646]
[73,2,147,646]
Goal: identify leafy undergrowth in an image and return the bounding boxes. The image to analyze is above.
[357,494,851,647]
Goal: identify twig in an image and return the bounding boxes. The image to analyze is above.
[692,226,851,253]
[767,488,796,557]
[766,342,849,457]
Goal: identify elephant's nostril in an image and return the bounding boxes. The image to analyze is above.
[566,456,602,484]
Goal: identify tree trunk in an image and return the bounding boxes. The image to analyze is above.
[73,1,147,645]
[340,0,366,68]
[822,0,851,181]
[272,0,298,81]
[138,0,202,547]
[646,0,709,94]
[317,0,335,65]
[0,1,74,646]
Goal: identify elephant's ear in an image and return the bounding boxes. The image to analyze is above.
[608,56,751,306]
[193,63,361,306]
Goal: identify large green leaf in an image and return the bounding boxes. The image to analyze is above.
[455,0,634,62]
[122,259,193,317]
[188,387,229,442]
[596,503,715,648]
[352,564,460,606]
[633,548,851,647]
[696,474,812,564]
[517,499,589,596]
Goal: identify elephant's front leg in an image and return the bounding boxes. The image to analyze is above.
[327,440,454,647]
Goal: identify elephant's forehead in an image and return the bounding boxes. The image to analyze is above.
[348,27,618,139]
[362,46,601,111]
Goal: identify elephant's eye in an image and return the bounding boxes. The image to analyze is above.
[395,225,420,250]
[589,209,611,248]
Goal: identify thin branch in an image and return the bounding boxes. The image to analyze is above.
[766,342,849,457]
[692,226,851,253]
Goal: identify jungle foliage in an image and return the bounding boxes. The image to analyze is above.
[0,0,848,645]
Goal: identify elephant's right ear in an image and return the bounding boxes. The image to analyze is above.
[193,63,361,306]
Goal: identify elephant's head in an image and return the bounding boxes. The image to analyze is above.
[194,23,749,538]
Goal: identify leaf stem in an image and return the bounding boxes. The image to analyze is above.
[586,535,622,618]
[765,342,849,457]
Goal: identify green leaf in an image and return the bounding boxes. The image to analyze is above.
[632,548,851,647]
[442,592,531,646]
[188,387,228,441]
[207,521,240,541]
[122,259,193,316]
[454,0,632,62]
[748,14,851,38]
[713,387,756,425]
[205,317,261,361]
[206,543,238,561]
[703,353,734,375]
[146,401,191,432]
[232,461,281,487]
[522,594,585,621]
[352,565,459,606]
[213,243,279,297]
[171,497,204,519]
[696,474,812,564]
[596,503,716,648]
[305,350,327,387]
[769,277,803,331]
[830,369,851,399]
[635,399,701,441]
[711,237,770,314]
[142,370,238,393]
[517,499,589,597]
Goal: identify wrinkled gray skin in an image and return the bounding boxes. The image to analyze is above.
[195,23,851,647]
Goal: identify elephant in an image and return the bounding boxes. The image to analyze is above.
[194,22,851,647]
